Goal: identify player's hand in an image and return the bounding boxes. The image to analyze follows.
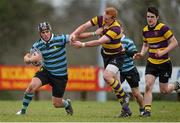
[24,53,32,64]
[95,28,103,36]
[155,49,164,58]
[72,41,84,48]
[70,34,78,42]
[133,52,143,59]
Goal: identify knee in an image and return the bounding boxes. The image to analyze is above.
[145,84,152,93]
[145,81,153,92]
[26,79,41,93]
[103,71,112,83]
[132,91,140,98]
[26,84,36,93]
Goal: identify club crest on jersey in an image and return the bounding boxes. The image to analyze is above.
[154,31,159,36]
[112,59,117,64]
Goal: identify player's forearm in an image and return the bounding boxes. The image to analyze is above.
[163,36,178,54]
[140,43,149,56]
[83,40,102,47]
[78,32,96,39]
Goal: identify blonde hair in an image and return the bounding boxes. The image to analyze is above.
[105,7,118,19]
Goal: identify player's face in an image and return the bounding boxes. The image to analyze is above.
[146,12,158,27]
[40,30,51,42]
[103,13,114,24]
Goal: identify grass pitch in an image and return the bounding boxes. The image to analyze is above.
[0,100,179,122]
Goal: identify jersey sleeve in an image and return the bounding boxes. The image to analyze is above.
[127,40,137,52]
[161,25,173,40]
[90,16,103,27]
[64,34,70,43]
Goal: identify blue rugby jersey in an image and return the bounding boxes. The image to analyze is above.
[30,34,69,76]
[121,37,137,72]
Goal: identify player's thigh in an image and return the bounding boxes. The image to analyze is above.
[104,64,119,83]
[159,61,172,83]
[50,75,68,98]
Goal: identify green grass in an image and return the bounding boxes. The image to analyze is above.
[0,100,179,122]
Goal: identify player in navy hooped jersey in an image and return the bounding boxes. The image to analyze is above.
[120,36,144,116]
[16,22,73,115]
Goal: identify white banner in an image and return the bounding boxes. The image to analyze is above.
[122,66,180,92]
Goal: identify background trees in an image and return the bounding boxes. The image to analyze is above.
[0,0,179,66]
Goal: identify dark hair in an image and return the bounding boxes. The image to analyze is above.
[147,6,159,17]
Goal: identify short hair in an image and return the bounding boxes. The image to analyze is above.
[147,6,159,17]
[105,7,118,19]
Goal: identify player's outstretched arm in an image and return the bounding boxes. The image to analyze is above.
[72,35,110,48]
[77,27,103,39]
[70,21,93,41]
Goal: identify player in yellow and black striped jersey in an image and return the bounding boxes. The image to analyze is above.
[133,6,179,117]
[70,7,132,117]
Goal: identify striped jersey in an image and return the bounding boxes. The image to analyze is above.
[31,34,69,76]
[90,16,124,55]
[143,22,173,64]
[121,37,137,72]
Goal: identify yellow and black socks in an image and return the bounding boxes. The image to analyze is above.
[109,79,125,102]
[144,105,151,112]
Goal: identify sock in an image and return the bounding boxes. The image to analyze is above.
[21,92,34,112]
[139,107,145,113]
[144,105,151,112]
[63,99,69,108]
[109,79,125,103]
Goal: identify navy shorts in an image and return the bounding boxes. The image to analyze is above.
[120,67,140,88]
[101,49,124,70]
[34,67,68,98]
[145,60,172,83]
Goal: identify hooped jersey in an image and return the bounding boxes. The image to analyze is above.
[31,34,69,76]
[121,37,137,72]
[91,16,123,55]
[143,22,173,64]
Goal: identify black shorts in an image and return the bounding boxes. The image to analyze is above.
[120,67,140,88]
[34,67,68,98]
[145,60,172,83]
[101,49,124,70]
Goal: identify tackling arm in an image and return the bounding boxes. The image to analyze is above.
[72,35,110,48]
[70,21,93,41]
